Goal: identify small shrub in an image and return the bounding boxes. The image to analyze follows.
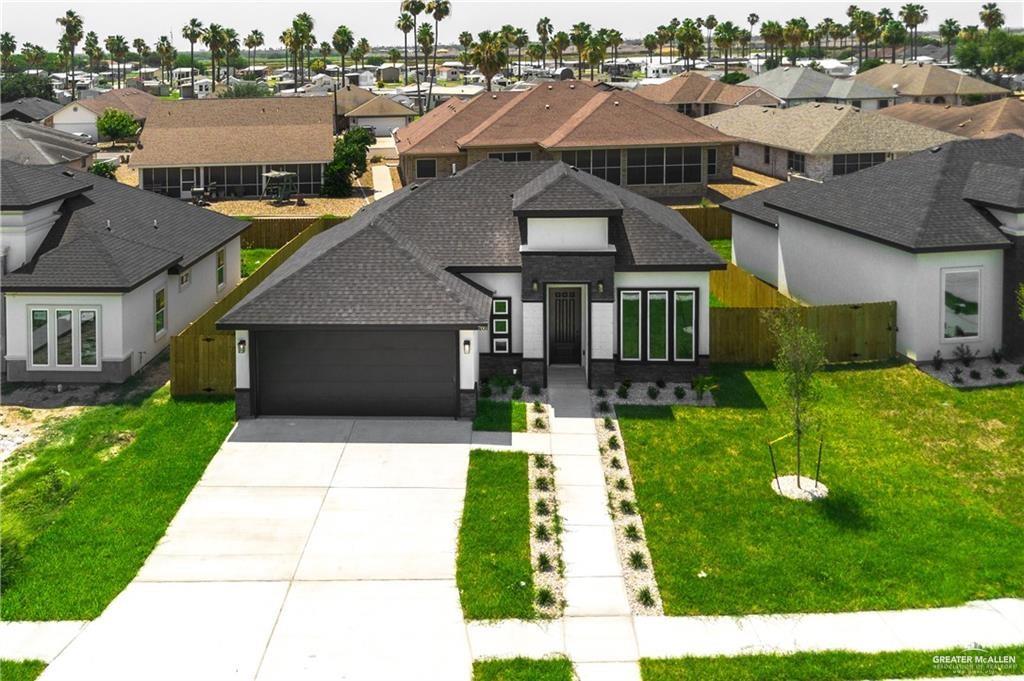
[534,523,551,541]
[533,401,545,413]
[624,523,641,541]
[480,384,492,398]
[621,379,632,390]
[603,416,614,429]
[533,417,547,430]
[615,477,629,491]
[952,367,964,384]
[931,351,944,370]
[647,385,660,400]
[530,383,541,395]
[993,367,1007,379]
[674,385,686,400]
[619,499,636,515]
[596,387,607,397]
[628,550,647,570]
[616,385,629,399]
[692,375,719,400]
[637,586,655,607]
[991,348,1003,364]
[533,454,547,469]
[535,499,551,516]
[535,476,551,492]
[536,588,555,607]
[598,400,610,413]
[969,369,982,380]
[954,343,979,367]
[607,435,620,450]
[537,552,553,572]
[610,456,622,470]
[655,378,666,388]
[511,385,524,399]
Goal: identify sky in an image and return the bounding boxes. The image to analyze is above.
[3,0,1020,52]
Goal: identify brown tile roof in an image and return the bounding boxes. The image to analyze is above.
[333,85,376,115]
[346,95,416,118]
[854,63,1009,98]
[876,98,1024,139]
[636,72,782,107]
[394,91,519,155]
[131,97,334,167]
[74,88,159,121]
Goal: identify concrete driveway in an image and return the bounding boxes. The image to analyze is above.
[42,418,474,681]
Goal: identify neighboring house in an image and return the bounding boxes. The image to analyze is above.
[1,97,61,123]
[130,97,334,199]
[645,60,688,79]
[698,103,962,181]
[722,136,1024,362]
[46,88,158,141]
[854,63,1009,105]
[745,66,896,110]
[395,80,737,199]
[333,84,377,131]
[0,161,247,383]
[1,121,96,169]
[636,71,784,117]
[876,98,1024,139]
[375,63,403,83]
[346,95,416,136]
[794,58,854,78]
[218,159,723,418]
[396,83,487,110]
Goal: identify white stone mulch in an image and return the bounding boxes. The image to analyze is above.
[480,385,549,404]
[919,357,1024,389]
[528,452,564,617]
[592,381,716,409]
[772,474,830,502]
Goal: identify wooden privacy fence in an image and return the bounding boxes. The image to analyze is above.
[710,301,897,364]
[239,215,344,248]
[675,205,732,240]
[711,263,799,308]
[170,216,340,396]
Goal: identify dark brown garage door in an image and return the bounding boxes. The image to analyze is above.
[254,329,458,416]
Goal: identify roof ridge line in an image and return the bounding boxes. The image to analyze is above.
[539,90,610,148]
[455,89,529,148]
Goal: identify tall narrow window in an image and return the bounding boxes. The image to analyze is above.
[647,292,668,361]
[216,248,226,288]
[31,310,48,366]
[706,148,718,176]
[56,309,74,366]
[943,269,980,339]
[763,146,770,165]
[619,291,641,361]
[154,288,167,336]
[80,310,98,366]
[674,291,696,361]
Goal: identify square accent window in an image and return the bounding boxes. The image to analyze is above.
[492,299,508,315]
[674,291,696,361]
[179,269,192,290]
[154,288,167,336]
[647,292,668,361]
[787,151,806,174]
[56,309,74,366]
[492,338,510,354]
[416,158,437,178]
[216,249,225,288]
[492,319,509,335]
[943,269,980,339]
[31,310,49,366]
[619,291,641,361]
[80,310,98,367]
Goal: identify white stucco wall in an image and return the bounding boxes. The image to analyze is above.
[522,302,544,358]
[0,204,64,271]
[234,330,250,389]
[462,272,523,354]
[778,213,1004,360]
[613,271,712,357]
[732,215,780,286]
[526,217,609,251]
[51,103,100,140]
[591,302,615,359]
[4,292,125,370]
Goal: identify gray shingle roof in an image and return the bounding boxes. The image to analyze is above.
[0,160,92,209]
[1,120,96,166]
[962,161,1024,211]
[2,165,249,291]
[219,160,723,328]
[737,136,1020,252]
[512,164,623,214]
[745,67,893,102]
[0,97,62,122]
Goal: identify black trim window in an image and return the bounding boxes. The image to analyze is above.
[626,146,701,186]
[734,144,740,156]
[488,151,532,162]
[832,152,885,176]
[141,167,181,197]
[619,288,698,363]
[216,248,226,288]
[763,146,771,164]
[491,297,511,353]
[706,148,718,176]
[154,288,166,337]
[561,149,622,185]
[416,158,437,178]
[787,151,806,174]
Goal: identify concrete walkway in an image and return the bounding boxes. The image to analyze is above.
[371,164,394,199]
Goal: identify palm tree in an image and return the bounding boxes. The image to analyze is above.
[155,36,174,82]
[396,13,414,85]
[401,0,426,113]
[713,21,741,74]
[83,31,101,74]
[746,13,760,57]
[938,18,960,63]
[569,22,591,77]
[202,24,226,91]
[468,31,508,91]
[110,35,129,88]
[642,34,657,64]
[426,0,451,110]
[760,20,784,65]
[459,30,474,55]
[979,3,1004,30]
[512,27,529,79]
[245,30,264,72]
[356,38,370,70]
[853,11,876,66]
[676,19,702,69]
[133,38,149,68]
[181,18,203,84]
[526,43,544,66]
[388,47,401,65]
[332,26,353,89]
[875,8,894,58]
[291,13,314,85]
[280,28,295,81]
[224,28,240,82]
[416,24,434,109]
[881,20,907,63]
[536,17,553,68]
[56,10,84,100]
[899,4,926,60]
[703,15,718,59]
[1,32,17,74]
[783,18,808,65]
[583,33,605,80]
[606,29,623,71]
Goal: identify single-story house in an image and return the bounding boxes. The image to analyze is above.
[1,121,96,169]
[636,71,784,117]
[346,95,416,136]
[876,98,1024,139]
[374,63,403,83]
[722,135,1023,362]
[217,159,724,418]
[854,63,1009,105]
[46,88,158,141]
[645,60,688,79]
[1,97,62,123]
[698,103,962,181]
[395,80,737,199]
[333,84,377,131]
[745,66,896,110]
[0,161,247,382]
[130,97,334,199]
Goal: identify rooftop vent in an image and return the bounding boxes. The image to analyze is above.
[547,85,553,90]
[545,104,550,109]
[61,170,74,178]
[153,219,158,229]
[613,100,619,106]
[105,219,111,231]
[569,83,575,89]
[929,145,943,153]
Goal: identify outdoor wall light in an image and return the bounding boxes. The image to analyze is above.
[532,279,539,292]
[237,339,247,354]
[463,339,472,355]
[597,280,605,294]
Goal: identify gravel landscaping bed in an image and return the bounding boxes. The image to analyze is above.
[592,379,716,410]
[528,452,564,617]
[919,356,1024,388]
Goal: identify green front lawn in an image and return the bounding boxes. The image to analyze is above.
[474,657,573,681]
[457,450,534,620]
[473,400,527,432]
[617,363,1024,616]
[708,238,732,262]
[1,386,234,620]
[241,248,278,277]
[640,645,1024,680]
[0,660,46,681]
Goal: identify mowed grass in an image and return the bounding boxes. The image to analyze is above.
[708,238,732,262]
[617,363,1024,615]
[457,450,534,620]
[241,248,278,277]
[473,657,573,680]
[1,386,235,620]
[473,400,528,432]
[640,645,1024,680]
[0,660,47,681]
